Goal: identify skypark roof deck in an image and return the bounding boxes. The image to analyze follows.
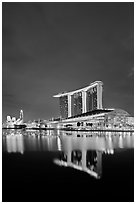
[53,81,103,97]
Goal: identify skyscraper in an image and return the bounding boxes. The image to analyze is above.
[20,110,23,121]
[73,92,82,116]
[53,81,103,119]
[59,96,68,118]
[86,86,97,112]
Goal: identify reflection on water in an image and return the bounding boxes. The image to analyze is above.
[2,129,134,179]
[54,150,102,179]
[3,130,24,154]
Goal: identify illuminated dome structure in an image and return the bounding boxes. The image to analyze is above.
[106,109,130,117]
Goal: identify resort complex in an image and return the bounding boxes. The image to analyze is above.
[48,81,134,131]
[3,81,134,131]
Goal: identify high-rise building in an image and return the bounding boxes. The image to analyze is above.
[73,92,82,116]
[59,96,68,118]
[86,86,97,111]
[20,110,23,121]
[53,81,103,119]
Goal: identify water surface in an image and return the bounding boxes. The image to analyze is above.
[2,129,134,202]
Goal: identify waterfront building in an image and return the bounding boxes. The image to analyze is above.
[46,108,134,131]
[59,95,68,118]
[54,81,103,118]
[73,91,82,116]
[51,81,134,131]
[4,110,25,128]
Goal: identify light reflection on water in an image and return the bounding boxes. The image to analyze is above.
[2,129,134,179]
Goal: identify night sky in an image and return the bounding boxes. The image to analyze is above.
[2,2,134,121]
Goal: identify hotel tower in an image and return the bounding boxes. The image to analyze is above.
[53,81,103,119]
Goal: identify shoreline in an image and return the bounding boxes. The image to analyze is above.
[2,127,134,132]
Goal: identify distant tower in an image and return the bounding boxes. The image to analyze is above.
[20,110,23,121]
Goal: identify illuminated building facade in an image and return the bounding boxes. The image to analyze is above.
[73,91,82,116]
[86,86,97,111]
[4,110,25,128]
[59,95,68,118]
[54,81,103,118]
[50,82,133,131]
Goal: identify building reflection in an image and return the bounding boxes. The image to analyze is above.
[2,129,59,153]
[2,130,24,154]
[54,149,102,179]
[54,135,107,179]
[2,129,134,178]
[53,131,134,179]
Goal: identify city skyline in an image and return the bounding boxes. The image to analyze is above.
[3,2,134,121]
